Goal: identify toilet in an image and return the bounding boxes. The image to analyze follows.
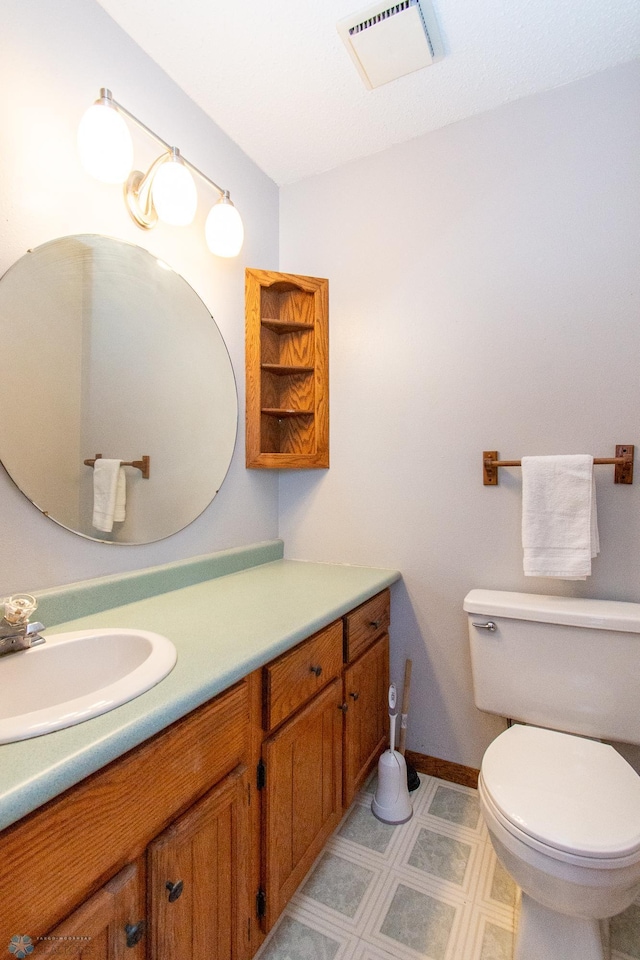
[464,589,640,960]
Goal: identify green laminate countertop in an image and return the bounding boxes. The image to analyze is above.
[0,557,400,832]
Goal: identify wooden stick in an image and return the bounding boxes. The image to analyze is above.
[398,659,412,757]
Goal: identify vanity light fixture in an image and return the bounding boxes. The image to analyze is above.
[78,89,244,257]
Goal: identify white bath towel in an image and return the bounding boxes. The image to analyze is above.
[92,459,126,533]
[521,455,599,580]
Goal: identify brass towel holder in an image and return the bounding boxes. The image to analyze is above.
[483,445,634,486]
[84,453,150,479]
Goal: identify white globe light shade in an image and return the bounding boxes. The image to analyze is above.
[152,158,198,226]
[205,199,244,257]
[77,102,133,184]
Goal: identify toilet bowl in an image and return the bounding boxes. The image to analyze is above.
[464,589,640,960]
[480,725,640,960]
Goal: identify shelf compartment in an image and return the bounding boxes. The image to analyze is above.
[261,364,315,376]
[261,409,314,417]
[260,409,316,456]
[261,319,314,334]
[260,367,315,420]
[246,268,329,469]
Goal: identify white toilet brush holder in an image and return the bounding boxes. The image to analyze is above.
[372,683,413,824]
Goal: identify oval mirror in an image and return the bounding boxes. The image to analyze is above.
[0,235,237,543]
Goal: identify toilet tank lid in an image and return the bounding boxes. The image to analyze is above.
[463,589,640,633]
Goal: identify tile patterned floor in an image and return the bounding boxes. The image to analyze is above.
[255,772,640,960]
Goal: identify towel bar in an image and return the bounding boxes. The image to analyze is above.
[483,445,633,486]
[84,453,150,479]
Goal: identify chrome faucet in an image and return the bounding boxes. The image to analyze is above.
[0,594,45,657]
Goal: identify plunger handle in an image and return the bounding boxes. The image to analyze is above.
[398,659,412,757]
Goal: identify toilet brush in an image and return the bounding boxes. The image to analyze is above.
[371,683,413,824]
[399,659,420,792]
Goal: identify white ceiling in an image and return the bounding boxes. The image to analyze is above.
[96,0,640,185]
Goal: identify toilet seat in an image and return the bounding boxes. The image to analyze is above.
[481,725,640,863]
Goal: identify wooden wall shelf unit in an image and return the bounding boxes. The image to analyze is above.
[246,268,329,469]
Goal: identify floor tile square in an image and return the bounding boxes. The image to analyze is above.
[460,908,515,960]
[339,802,398,854]
[302,852,375,918]
[407,827,472,885]
[479,921,513,960]
[379,882,456,959]
[257,916,342,960]
[428,784,481,829]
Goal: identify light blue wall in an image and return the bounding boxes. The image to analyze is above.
[0,0,280,592]
[279,61,640,767]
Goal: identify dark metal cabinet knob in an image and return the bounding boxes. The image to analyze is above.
[369,619,381,629]
[125,921,145,948]
[166,879,184,902]
[349,691,360,701]
[309,664,323,677]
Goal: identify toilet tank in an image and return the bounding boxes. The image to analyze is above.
[464,589,640,745]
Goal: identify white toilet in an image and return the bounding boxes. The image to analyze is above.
[464,589,640,960]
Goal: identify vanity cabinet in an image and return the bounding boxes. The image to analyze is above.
[0,588,392,958]
[245,268,329,469]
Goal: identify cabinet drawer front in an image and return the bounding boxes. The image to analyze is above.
[344,590,390,662]
[263,621,343,730]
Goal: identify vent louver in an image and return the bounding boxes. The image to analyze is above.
[338,0,442,90]
[349,0,432,58]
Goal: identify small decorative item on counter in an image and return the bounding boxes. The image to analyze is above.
[2,594,38,625]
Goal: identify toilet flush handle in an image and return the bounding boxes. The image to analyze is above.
[472,621,496,632]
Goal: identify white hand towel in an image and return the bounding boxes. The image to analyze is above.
[113,467,126,524]
[521,455,599,580]
[92,459,126,533]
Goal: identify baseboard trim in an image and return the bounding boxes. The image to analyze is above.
[405,751,479,790]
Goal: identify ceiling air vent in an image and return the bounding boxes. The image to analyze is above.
[337,0,443,90]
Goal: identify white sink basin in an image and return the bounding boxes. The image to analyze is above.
[0,628,177,743]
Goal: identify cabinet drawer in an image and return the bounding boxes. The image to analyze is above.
[263,621,343,730]
[344,589,390,663]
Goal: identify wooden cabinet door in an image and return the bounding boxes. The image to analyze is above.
[38,861,145,959]
[343,634,389,806]
[147,765,250,960]
[262,678,343,930]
